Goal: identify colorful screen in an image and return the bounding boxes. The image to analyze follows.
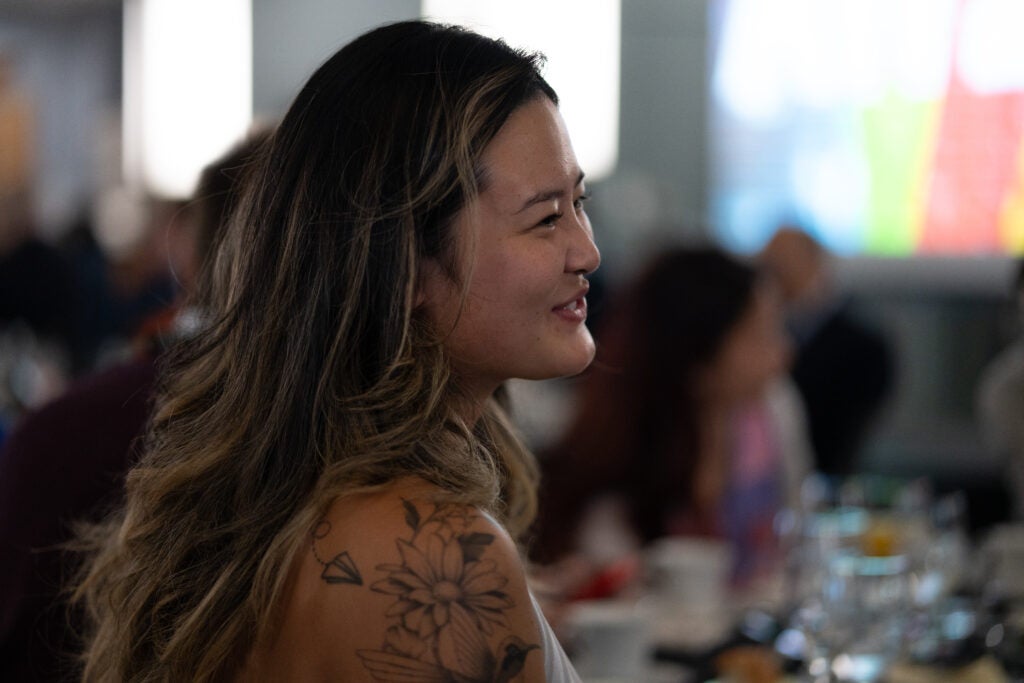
[710,0,1024,255]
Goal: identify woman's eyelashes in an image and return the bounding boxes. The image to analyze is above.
[538,212,562,227]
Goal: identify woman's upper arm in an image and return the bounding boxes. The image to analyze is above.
[291,493,548,682]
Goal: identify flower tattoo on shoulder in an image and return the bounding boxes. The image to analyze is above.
[351,500,540,683]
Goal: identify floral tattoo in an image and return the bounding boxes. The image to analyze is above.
[314,500,539,682]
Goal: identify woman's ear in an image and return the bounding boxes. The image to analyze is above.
[415,258,444,310]
[416,256,465,337]
[414,270,428,309]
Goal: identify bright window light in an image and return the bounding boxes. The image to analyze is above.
[711,0,1024,255]
[959,0,1024,94]
[124,0,252,198]
[422,0,621,181]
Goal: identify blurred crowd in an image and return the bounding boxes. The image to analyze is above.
[0,126,270,680]
[522,231,898,609]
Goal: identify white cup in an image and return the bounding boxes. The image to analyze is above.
[984,523,1024,599]
[645,536,733,609]
[563,600,651,680]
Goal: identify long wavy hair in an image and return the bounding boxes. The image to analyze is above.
[74,21,554,681]
[531,246,758,562]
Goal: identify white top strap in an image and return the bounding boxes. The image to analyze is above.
[530,593,582,683]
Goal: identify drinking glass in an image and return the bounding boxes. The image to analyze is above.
[800,550,911,683]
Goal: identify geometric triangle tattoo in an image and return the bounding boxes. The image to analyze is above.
[320,551,363,586]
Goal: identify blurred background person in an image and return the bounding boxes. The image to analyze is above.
[759,226,895,478]
[0,129,269,682]
[0,191,188,438]
[85,196,184,367]
[531,245,811,590]
[977,257,1024,520]
[0,53,74,433]
[0,50,193,437]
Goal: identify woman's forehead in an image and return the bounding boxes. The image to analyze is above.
[476,99,581,208]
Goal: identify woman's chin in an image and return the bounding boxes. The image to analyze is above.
[536,347,597,381]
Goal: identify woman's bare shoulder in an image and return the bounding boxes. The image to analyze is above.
[263,480,547,681]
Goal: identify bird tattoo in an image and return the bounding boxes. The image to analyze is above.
[358,635,539,683]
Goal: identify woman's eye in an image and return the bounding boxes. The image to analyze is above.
[539,212,562,227]
[573,194,591,211]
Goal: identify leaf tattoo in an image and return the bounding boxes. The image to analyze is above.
[403,498,421,532]
[459,532,496,564]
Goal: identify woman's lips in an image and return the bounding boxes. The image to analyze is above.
[553,289,589,323]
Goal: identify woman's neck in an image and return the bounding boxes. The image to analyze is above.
[448,375,502,425]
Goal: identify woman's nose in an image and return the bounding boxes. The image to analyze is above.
[567,219,600,275]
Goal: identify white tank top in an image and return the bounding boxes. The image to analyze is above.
[531,594,582,683]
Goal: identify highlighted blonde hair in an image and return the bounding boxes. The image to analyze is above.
[75,21,554,681]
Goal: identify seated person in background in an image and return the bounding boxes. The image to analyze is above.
[759,226,894,478]
[977,257,1024,519]
[531,246,811,590]
[0,130,269,682]
[0,194,76,428]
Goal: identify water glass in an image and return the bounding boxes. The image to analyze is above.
[800,550,911,682]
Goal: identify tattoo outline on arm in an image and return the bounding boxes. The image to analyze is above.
[346,500,540,682]
[311,520,364,586]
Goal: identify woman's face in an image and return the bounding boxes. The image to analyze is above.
[420,96,601,399]
[702,283,791,405]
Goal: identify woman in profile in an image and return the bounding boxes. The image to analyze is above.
[75,21,599,682]
[532,247,808,585]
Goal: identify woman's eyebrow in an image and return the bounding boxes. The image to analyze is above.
[513,170,586,215]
